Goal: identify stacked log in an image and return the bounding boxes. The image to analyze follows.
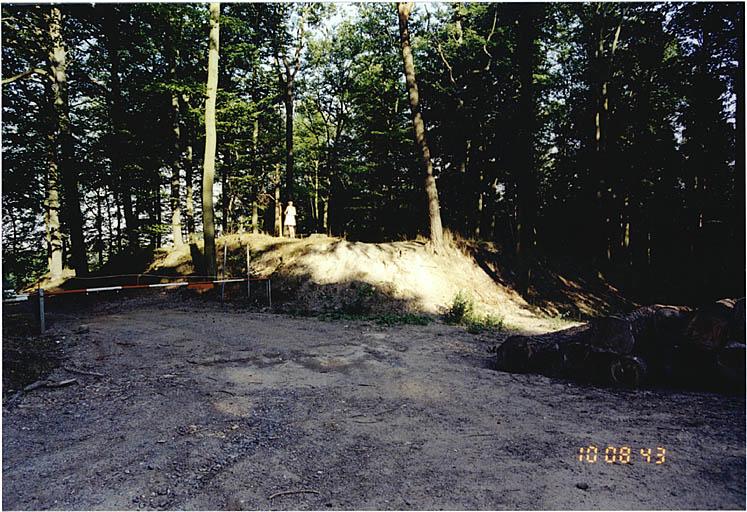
[494,325,589,374]
[495,299,744,389]
[685,299,735,350]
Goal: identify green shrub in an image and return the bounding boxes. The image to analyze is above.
[445,291,504,334]
[344,282,378,314]
[443,291,475,324]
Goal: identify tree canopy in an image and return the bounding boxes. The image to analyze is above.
[2,2,743,304]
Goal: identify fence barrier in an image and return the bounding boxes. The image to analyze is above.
[4,276,272,334]
[2,244,277,333]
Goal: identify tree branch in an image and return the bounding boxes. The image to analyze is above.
[2,67,48,85]
[611,8,625,57]
[482,10,498,71]
[273,54,286,85]
[289,7,308,81]
[436,40,457,86]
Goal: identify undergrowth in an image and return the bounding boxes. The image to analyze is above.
[444,291,504,334]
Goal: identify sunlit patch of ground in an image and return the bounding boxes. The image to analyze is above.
[35,232,630,336]
[145,233,599,334]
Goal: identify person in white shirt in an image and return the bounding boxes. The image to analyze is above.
[284,201,297,238]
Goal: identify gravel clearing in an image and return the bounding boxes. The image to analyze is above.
[3,295,744,510]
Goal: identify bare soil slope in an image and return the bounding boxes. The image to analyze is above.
[3,296,744,510]
[146,234,629,333]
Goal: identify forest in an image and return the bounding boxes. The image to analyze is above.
[1,1,744,305]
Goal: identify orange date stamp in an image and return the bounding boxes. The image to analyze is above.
[578,445,666,464]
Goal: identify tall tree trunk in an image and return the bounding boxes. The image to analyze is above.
[313,158,320,231]
[96,189,104,266]
[251,112,260,235]
[515,6,539,295]
[689,7,711,286]
[322,197,329,234]
[397,1,444,249]
[605,19,622,266]
[8,208,18,276]
[121,186,137,250]
[104,7,138,252]
[276,9,307,204]
[591,7,607,266]
[201,2,220,277]
[736,6,745,284]
[222,148,230,234]
[588,5,623,268]
[168,41,184,247]
[468,128,484,239]
[106,188,115,259]
[475,167,484,239]
[153,176,162,248]
[274,163,282,236]
[43,79,63,278]
[284,87,294,201]
[182,97,196,241]
[48,6,87,275]
[458,137,471,231]
[116,201,124,252]
[251,201,259,234]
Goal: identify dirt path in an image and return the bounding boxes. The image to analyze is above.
[3,297,744,510]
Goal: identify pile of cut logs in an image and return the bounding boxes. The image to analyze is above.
[495,298,745,389]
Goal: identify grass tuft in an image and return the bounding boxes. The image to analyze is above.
[465,313,504,334]
[444,291,504,334]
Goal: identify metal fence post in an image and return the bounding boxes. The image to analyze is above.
[246,244,252,299]
[221,238,228,304]
[38,288,45,333]
[268,279,272,309]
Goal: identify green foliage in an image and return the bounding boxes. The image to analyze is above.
[443,291,475,324]
[444,291,504,333]
[342,282,376,314]
[1,2,742,304]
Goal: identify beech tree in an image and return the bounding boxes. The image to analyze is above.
[0,8,67,279]
[515,5,540,295]
[202,2,220,278]
[47,6,87,276]
[166,18,184,247]
[274,6,306,205]
[397,1,444,249]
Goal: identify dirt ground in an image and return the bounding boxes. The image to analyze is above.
[3,294,745,510]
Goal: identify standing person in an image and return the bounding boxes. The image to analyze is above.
[284,201,297,238]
